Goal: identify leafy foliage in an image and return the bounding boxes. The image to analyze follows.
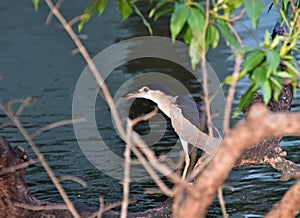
[33,0,300,117]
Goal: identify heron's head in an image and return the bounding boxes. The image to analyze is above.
[123,83,176,101]
[124,86,152,99]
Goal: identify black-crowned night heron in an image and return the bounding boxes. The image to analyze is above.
[124,83,221,179]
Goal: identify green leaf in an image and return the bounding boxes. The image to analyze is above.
[32,0,39,12]
[274,71,292,78]
[182,26,192,44]
[227,0,243,10]
[270,35,282,48]
[272,84,282,101]
[224,0,243,16]
[283,60,300,76]
[252,66,267,85]
[207,25,220,49]
[154,7,173,21]
[261,80,271,104]
[222,69,247,85]
[243,50,265,72]
[149,1,168,18]
[97,0,109,16]
[266,50,280,71]
[187,8,205,67]
[216,19,240,48]
[233,84,258,117]
[187,7,205,36]
[243,0,265,29]
[189,37,201,69]
[240,84,258,108]
[170,3,190,40]
[270,76,282,89]
[78,0,108,32]
[117,0,133,20]
[264,31,271,45]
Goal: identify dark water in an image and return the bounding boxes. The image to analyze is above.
[0,0,299,217]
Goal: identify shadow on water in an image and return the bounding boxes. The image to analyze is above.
[0,0,299,217]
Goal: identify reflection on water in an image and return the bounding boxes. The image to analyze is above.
[0,0,299,217]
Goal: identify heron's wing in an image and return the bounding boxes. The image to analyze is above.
[170,96,221,154]
[173,96,207,132]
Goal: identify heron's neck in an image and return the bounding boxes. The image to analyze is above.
[144,93,173,118]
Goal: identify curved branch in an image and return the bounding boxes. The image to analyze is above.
[174,104,300,217]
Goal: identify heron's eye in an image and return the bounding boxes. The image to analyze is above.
[143,87,149,92]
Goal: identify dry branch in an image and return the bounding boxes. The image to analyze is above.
[265,180,300,218]
[173,104,300,217]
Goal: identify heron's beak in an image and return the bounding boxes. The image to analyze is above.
[123,91,141,99]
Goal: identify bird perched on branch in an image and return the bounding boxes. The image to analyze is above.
[124,83,221,179]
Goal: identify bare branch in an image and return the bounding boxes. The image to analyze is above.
[0,159,36,176]
[15,96,32,117]
[121,120,133,218]
[131,107,159,126]
[201,0,213,135]
[30,117,86,139]
[229,9,245,22]
[45,0,64,26]
[14,202,68,211]
[218,186,228,218]
[223,52,243,133]
[59,176,88,188]
[265,180,300,218]
[174,104,300,217]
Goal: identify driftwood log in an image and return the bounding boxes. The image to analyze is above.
[236,84,299,181]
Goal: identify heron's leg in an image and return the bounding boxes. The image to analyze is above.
[180,138,189,179]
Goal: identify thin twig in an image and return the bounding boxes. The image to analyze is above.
[68,15,81,27]
[120,144,131,218]
[6,99,26,115]
[129,144,174,196]
[228,22,244,48]
[223,53,243,133]
[202,0,213,135]
[289,0,297,13]
[0,159,36,176]
[96,196,105,218]
[218,186,228,218]
[30,117,86,139]
[15,96,32,117]
[131,107,159,126]
[88,197,137,218]
[223,22,244,134]
[14,202,68,211]
[130,129,191,189]
[45,0,64,26]
[121,120,132,218]
[127,108,176,196]
[229,9,245,22]
[59,176,88,188]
